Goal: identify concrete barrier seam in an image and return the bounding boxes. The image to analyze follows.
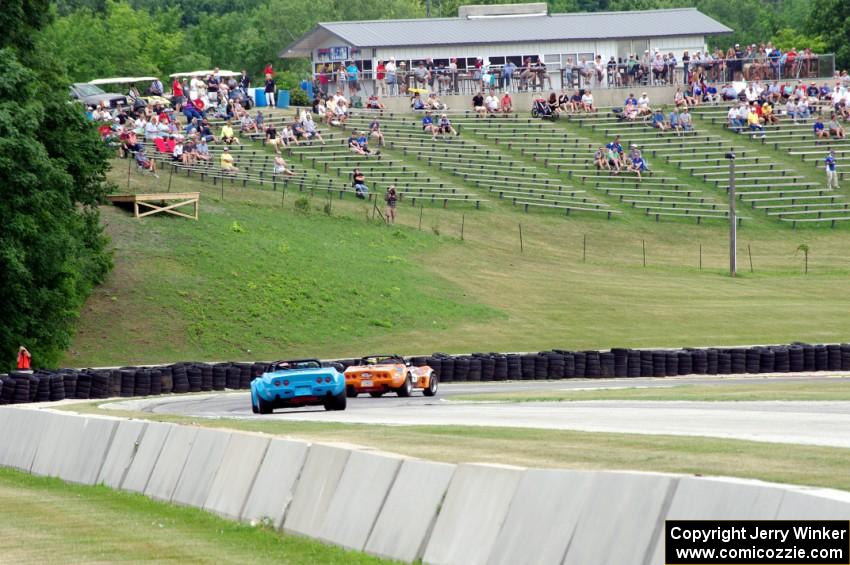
[234,439,272,521]
[640,477,681,565]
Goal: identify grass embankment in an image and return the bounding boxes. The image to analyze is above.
[64,400,850,493]
[453,379,850,402]
[65,124,850,366]
[0,466,394,564]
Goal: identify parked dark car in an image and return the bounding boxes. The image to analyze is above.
[69,83,127,109]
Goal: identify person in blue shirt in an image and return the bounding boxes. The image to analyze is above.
[651,108,669,130]
[411,93,426,110]
[421,112,437,135]
[813,119,828,138]
[345,62,359,96]
[669,109,681,135]
[826,150,838,189]
[624,93,638,107]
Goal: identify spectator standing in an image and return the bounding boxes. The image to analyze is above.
[385,57,397,96]
[264,63,273,76]
[346,61,360,96]
[17,346,32,371]
[375,60,386,96]
[240,70,250,91]
[826,150,839,189]
[264,73,276,107]
[385,185,398,223]
[502,59,517,91]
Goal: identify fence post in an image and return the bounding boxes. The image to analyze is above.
[418,205,423,231]
[747,244,754,273]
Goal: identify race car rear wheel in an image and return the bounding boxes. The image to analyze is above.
[423,374,439,397]
[396,375,412,397]
[369,391,384,398]
[257,396,273,415]
[251,397,259,413]
[324,390,347,411]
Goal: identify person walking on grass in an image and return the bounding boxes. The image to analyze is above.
[385,185,398,223]
[826,149,839,189]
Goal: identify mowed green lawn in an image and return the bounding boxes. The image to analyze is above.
[64,157,850,366]
[0,467,395,564]
[453,379,850,402]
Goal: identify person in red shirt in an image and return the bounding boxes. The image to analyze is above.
[17,346,31,371]
[264,63,273,76]
[172,77,184,111]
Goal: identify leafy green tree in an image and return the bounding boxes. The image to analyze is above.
[1,2,112,370]
[807,0,850,70]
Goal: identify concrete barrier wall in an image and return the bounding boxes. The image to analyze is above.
[240,437,309,528]
[423,463,525,565]
[6,405,850,565]
[203,433,270,521]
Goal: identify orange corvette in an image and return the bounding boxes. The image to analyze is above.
[344,354,438,398]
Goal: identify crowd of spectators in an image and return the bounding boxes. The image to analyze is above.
[310,44,839,99]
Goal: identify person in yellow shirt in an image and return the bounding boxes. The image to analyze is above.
[220,121,240,145]
[747,106,765,138]
[220,147,238,175]
[761,101,778,124]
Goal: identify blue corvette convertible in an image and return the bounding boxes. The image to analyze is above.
[250,359,347,414]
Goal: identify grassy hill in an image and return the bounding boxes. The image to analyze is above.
[63,109,850,367]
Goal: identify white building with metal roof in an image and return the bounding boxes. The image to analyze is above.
[281,3,731,95]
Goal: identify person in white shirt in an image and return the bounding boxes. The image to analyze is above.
[484,89,500,113]
[581,90,595,112]
[727,106,742,132]
[637,93,651,116]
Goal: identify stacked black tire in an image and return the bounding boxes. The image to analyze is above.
[3,341,849,406]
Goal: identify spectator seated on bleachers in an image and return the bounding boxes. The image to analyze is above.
[274,153,296,176]
[154,135,176,154]
[721,84,738,101]
[747,104,766,138]
[472,92,486,117]
[366,94,385,110]
[594,146,609,171]
[220,121,240,145]
[434,114,459,140]
[410,92,426,111]
[347,131,374,156]
[650,108,669,130]
[813,117,829,138]
[369,118,385,147]
[680,107,694,130]
[581,89,596,113]
[484,89,500,114]
[352,167,368,198]
[426,92,447,111]
[220,146,238,175]
[637,92,652,116]
[195,136,211,162]
[501,92,513,113]
[761,101,778,124]
[668,109,682,136]
[828,114,846,138]
[421,111,438,135]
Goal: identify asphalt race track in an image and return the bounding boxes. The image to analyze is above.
[103,375,850,449]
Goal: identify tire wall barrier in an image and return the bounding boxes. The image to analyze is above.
[3,342,849,408]
[3,407,850,564]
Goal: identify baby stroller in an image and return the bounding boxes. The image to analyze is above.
[531,98,557,120]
